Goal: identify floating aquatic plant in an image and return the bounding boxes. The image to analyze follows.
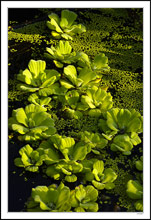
[70,185,99,212]
[28,93,51,109]
[126,180,143,211]
[8,104,56,141]
[47,10,86,40]
[81,159,117,190]
[17,59,64,96]
[26,182,71,212]
[14,144,45,172]
[45,41,79,68]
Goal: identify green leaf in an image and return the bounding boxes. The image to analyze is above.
[72,143,87,160]
[130,132,141,145]
[46,166,60,180]
[93,160,104,176]
[53,60,64,68]
[12,124,29,134]
[75,185,86,202]
[92,53,109,71]
[56,186,70,209]
[60,10,77,28]
[92,180,105,190]
[57,40,72,54]
[60,79,75,89]
[88,109,102,117]
[14,158,24,167]
[78,68,96,87]
[101,168,117,183]
[80,202,98,212]
[40,76,56,88]
[19,144,33,156]
[126,180,143,200]
[48,18,63,33]
[106,108,119,131]
[65,90,79,109]
[85,185,98,202]
[13,108,28,126]
[65,175,77,182]
[28,60,46,78]
[104,182,115,190]
[64,65,77,85]
[136,160,143,171]
[74,207,85,212]
[134,200,143,211]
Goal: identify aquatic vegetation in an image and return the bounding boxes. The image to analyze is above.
[17,59,62,96]
[47,10,86,40]
[70,185,98,212]
[26,182,71,211]
[81,159,117,190]
[135,156,143,171]
[14,144,45,172]
[28,93,51,109]
[60,65,98,90]
[8,8,143,213]
[8,104,56,141]
[80,86,113,117]
[79,131,108,154]
[98,108,143,154]
[78,52,110,73]
[45,40,79,68]
[126,180,143,211]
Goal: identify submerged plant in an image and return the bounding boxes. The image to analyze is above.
[47,10,86,40]
[26,182,71,212]
[8,104,56,141]
[70,185,99,212]
[45,41,79,68]
[14,144,45,172]
[17,59,64,96]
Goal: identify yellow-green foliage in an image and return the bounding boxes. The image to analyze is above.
[104,153,140,211]
[8,9,143,115]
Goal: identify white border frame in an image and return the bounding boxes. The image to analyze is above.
[1,1,150,219]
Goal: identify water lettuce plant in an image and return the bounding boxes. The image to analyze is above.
[98,108,143,154]
[8,104,56,141]
[39,135,89,182]
[26,182,71,212]
[17,59,63,96]
[14,144,45,172]
[81,159,117,190]
[105,108,143,134]
[47,10,86,40]
[28,93,51,109]
[80,86,113,117]
[78,51,110,73]
[135,156,143,172]
[126,180,143,211]
[70,185,99,212]
[45,41,79,68]
[79,131,108,154]
[60,65,98,90]
[9,9,143,213]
